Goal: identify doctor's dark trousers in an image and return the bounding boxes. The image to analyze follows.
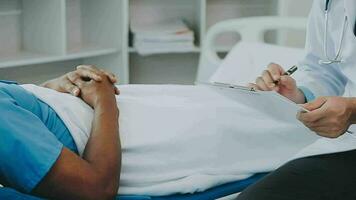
[236,149,356,200]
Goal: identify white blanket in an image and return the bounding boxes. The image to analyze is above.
[20,84,341,196]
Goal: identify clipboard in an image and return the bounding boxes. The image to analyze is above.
[205,82,309,122]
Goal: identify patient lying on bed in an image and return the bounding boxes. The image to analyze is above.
[0,66,317,199]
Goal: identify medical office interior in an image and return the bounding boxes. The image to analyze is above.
[0,0,328,199]
[0,0,312,85]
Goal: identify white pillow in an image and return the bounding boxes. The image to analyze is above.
[210,42,305,86]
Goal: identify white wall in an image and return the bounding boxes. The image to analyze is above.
[278,0,313,16]
[0,60,83,84]
[277,0,313,48]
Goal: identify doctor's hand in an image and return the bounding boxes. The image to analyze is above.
[298,97,356,138]
[248,63,305,104]
[41,65,120,96]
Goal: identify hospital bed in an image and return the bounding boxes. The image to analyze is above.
[0,16,307,200]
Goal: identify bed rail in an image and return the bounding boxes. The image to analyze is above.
[196,16,307,84]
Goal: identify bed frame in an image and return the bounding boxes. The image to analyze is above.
[196,16,307,84]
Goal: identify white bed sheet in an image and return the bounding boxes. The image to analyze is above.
[21,84,319,196]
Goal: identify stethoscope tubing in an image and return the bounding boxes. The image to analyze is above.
[319,0,348,65]
[325,0,330,11]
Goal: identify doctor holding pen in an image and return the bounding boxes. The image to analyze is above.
[237,0,356,200]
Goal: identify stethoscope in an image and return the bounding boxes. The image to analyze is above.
[319,0,349,65]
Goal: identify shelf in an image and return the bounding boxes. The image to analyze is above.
[0,10,21,16]
[0,0,286,85]
[128,46,201,54]
[0,0,126,84]
[0,46,119,69]
[128,46,231,53]
[214,45,235,52]
[66,46,119,59]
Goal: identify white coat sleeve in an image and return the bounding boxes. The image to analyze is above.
[297,0,348,102]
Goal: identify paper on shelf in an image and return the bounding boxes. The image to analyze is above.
[131,19,195,56]
[134,41,196,55]
[131,19,191,35]
[134,30,194,43]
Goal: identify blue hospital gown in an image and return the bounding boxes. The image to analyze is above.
[0,80,77,198]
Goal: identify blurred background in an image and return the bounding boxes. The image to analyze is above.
[0,0,312,85]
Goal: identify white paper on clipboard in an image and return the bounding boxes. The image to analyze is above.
[205,82,308,123]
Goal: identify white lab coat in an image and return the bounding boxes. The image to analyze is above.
[293,0,356,158]
[298,0,356,98]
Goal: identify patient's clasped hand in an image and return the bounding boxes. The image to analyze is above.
[2,65,320,199]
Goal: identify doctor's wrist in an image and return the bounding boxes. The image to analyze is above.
[292,89,307,104]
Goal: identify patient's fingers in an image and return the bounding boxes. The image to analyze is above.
[62,77,80,96]
[74,65,119,95]
[76,65,103,81]
[261,70,276,89]
[115,87,120,95]
[77,65,118,83]
[100,69,118,84]
[67,72,85,88]
[75,68,102,82]
[98,69,120,94]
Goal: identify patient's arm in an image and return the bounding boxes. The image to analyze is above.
[41,65,120,96]
[33,75,121,200]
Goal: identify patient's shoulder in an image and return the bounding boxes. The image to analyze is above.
[0,83,39,112]
[0,84,15,102]
[0,82,19,96]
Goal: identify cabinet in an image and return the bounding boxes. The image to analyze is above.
[0,0,286,84]
[0,0,127,84]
